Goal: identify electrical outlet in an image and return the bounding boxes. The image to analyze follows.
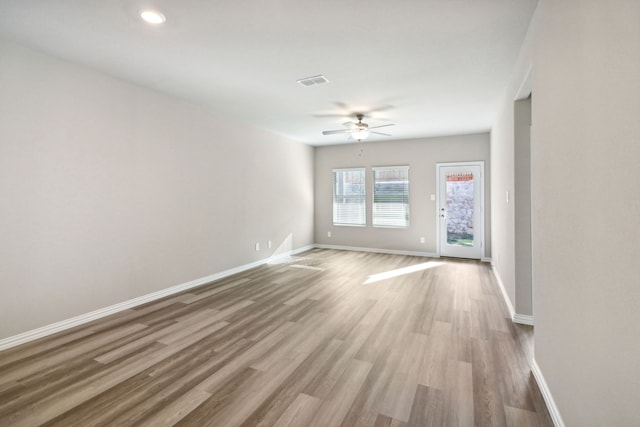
[268,240,272,248]
[420,237,425,244]
[255,242,260,251]
[327,231,332,238]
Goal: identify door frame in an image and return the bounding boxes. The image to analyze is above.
[436,161,485,259]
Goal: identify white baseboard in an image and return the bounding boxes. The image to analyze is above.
[490,266,534,326]
[0,245,315,352]
[531,358,566,427]
[491,265,515,319]
[513,313,534,326]
[314,244,439,258]
[481,257,492,263]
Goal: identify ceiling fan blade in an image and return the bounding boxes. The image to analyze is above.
[342,121,357,127]
[371,131,392,136]
[366,104,395,114]
[322,129,352,135]
[334,101,352,111]
[365,116,394,122]
[368,123,395,130]
[313,113,351,118]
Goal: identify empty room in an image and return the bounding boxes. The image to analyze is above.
[0,1,638,426]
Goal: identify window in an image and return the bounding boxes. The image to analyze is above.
[372,166,409,227]
[333,168,366,226]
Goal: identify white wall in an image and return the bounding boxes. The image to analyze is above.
[0,40,314,340]
[314,134,490,255]
[531,1,640,425]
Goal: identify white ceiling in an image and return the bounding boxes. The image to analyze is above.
[0,0,537,146]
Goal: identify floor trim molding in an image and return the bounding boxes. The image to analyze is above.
[314,244,438,258]
[490,266,534,326]
[0,245,315,352]
[513,313,534,326]
[531,358,566,427]
[491,264,516,319]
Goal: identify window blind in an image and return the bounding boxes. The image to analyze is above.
[372,166,409,228]
[333,168,366,226]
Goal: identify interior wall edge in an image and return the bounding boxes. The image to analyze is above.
[531,358,567,427]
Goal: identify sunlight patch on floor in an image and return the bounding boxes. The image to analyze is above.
[268,256,312,265]
[289,264,325,271]
[363,261,444,284]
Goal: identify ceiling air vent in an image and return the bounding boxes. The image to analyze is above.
[297,75,329,87]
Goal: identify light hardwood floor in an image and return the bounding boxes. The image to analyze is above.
[0,249,552,426]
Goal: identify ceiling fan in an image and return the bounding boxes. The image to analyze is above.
[322,114,395,141]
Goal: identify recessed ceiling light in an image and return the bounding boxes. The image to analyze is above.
[140,10,166,24]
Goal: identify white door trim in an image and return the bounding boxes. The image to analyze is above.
[436,161,485,259]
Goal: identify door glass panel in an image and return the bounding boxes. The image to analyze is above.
[446,173,474,246]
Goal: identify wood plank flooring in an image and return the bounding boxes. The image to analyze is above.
[0,249,553,426]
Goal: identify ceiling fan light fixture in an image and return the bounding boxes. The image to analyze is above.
[322,113,393,141]
[352,129,370,141]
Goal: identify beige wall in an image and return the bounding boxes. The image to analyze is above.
[490,12,535,316]
[531,1,640,424]
[0,40,314,340]
[314,134,491,255]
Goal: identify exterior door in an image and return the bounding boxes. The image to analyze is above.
[437,162,484,259]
